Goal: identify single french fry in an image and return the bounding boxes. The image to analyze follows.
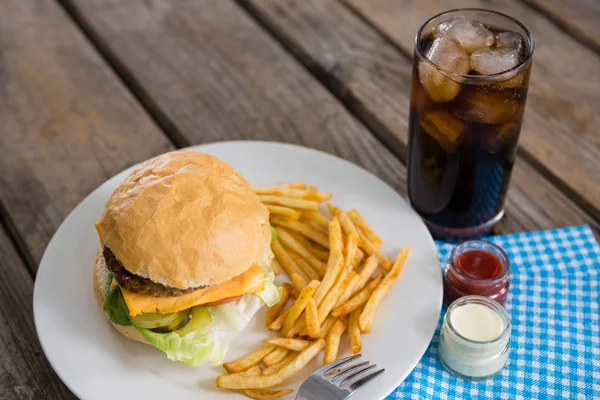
[239,365,263,376]
[353,255,380,294]
[223,344,277,373]
[271,241,309,290]
[329,217,343,254]
[282,280,320,336]
[331,272,384,318]
[242,388,294,400]
[259,195,319,211]
[282,181,305,189]
[216,339,326,389]
[348,308,362,354]
[352,248,365,268]
[318,268,351,325]
[270,216,330,249]
[263,347,290,367]
[312,217,344,306]
[261,353,296,375]
[356,229,392,271]
[359,247,410,333]
[305,297,320,338]
[268,309,290,331]
[271,259,281,276]
[344,231,359,271]
[264,338,313,352]
[301,210,331,230]
[338,213,362,246]
[333,271,359,309]
[288,231,329,262]
[327,203,343,217]
[265,205,301,220]
[277,227,324,276]
[266,283,292,325]
[254,186,331,202]
[347,209,383,247]
[323,318,347,365]
[292,254,322,281]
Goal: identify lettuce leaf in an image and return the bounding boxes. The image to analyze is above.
[254,243,281,307]
[103,278,132,326]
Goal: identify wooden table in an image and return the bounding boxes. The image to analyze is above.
[1,0,598,398]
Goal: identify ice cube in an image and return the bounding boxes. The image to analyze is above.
[418,37,469,102]
[434,17,495,54]
[421,110,466,152]
[496,31,525,55]
[455,91,519,125]
[470,47,520,75]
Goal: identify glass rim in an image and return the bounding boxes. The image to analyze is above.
[449,240,511,284]
[414,8,535,82]
[445,295,511,345]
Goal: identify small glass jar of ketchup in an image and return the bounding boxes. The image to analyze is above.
[443,240,510,307]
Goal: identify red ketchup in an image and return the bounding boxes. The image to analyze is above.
[443,241,510,307]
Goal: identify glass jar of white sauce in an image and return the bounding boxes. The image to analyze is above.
[438,295,511,380]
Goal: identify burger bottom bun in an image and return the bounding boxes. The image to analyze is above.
[93,250,148,345]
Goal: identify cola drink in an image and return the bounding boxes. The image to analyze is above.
[407,10,534,240]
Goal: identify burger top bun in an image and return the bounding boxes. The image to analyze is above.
[99,151,270,289]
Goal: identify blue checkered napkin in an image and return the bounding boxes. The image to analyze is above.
[387,225,600,399]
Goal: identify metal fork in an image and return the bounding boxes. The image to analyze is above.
[296,354,384,400]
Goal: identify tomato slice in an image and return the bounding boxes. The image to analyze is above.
[202,295,243,306]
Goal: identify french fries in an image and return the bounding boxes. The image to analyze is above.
[348,309,362,354]
[312,218,344,306]
[271,216,330,249]
[268,309,290,331]
[217,182,410,396]
[359,247,410,333]
[271,241,309,290]
[242,388,294,400]
[301,210,330,230]
[305,298,320,338]
[276,227,324,275]
[331,272,384,318]
[265,205,301,220]
[266,283,292,326]
[263,347,290,367]
[223,344,277,373]
[264,338,313,352]
[259,195,319,211]
[347,209,383,247]
[324,318,347,364]
[217,339,326,389]
[282,280,320,337]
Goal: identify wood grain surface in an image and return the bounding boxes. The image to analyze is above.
[341,0,600,222]
[0,0,174,266]
[63,0,409,192]
[520,0,600,54]
[239,0,599,236]
[0,228,75,400]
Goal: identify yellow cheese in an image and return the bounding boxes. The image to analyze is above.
[121,264,265,316]
[95,221,103,243]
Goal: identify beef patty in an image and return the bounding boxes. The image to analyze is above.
[103,246,204,296]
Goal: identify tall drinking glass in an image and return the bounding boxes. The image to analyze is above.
[407,9,534,241]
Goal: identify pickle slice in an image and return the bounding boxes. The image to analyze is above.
[131,309,191,332]
[175,306,212,337]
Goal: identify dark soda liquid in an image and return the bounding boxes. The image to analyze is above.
[408,28,532,240]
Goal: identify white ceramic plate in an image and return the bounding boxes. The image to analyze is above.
[34,141,442,400]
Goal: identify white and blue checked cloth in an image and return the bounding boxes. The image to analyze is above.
[387,225,600,399]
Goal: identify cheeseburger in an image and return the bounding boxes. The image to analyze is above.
[93,151,280,366]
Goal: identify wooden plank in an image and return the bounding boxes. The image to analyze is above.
[0,229,75,399]
[0,0,174,266]
[520,0,600,54]
[60,0,409,194]
[239,0,599,236]
[341,0,600,221]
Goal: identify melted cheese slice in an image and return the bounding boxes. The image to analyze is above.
[121,264,265,316]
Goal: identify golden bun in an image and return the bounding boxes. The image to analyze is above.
[99,151,270,289]
[93,250,148,345]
